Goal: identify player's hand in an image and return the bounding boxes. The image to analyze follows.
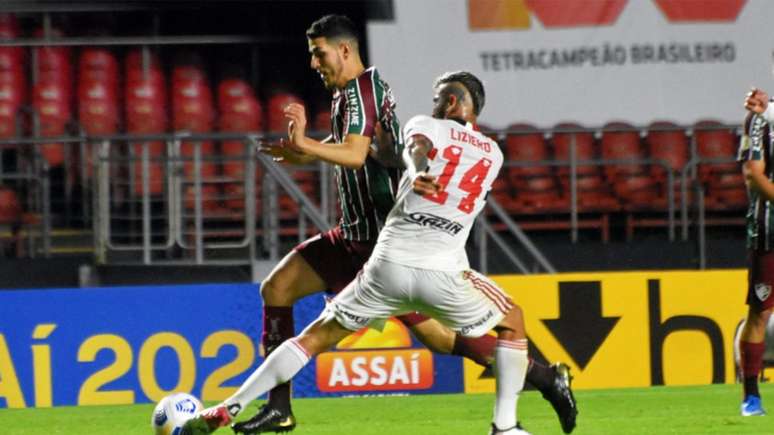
[413,172,442,195]
[745,87,769,114]
[284,103,308,151]
[258,138,309,164]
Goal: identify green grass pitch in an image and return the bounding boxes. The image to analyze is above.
[1,384,772,434]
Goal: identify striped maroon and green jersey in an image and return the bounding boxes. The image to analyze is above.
[329,66,403,241]
[739,112,774,251]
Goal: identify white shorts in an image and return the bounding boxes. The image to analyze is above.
[323,257,514,337]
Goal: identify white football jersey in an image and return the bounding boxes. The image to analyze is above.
[371,115,504,271]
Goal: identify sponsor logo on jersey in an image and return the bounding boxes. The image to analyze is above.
[345,87,361,126]
[405,212,464,235]
[316,349,434,392]
[460,309,495,335]
[755,283,772,301]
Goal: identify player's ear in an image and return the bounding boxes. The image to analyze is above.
[339,40,351,59]
[445,93,458,116]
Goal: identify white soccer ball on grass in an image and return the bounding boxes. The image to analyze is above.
[151,392,203,435]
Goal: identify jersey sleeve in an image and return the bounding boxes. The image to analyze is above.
[739,112,766,163]
[343,75,376,138]
[403,115,438,145]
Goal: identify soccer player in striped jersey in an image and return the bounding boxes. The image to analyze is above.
[738,88,774,416]
[185,71,534,435]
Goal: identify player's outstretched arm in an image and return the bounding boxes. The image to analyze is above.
[284,102,371,169]
[744,160,774,202]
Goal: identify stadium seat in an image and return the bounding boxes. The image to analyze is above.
[78,78,119,135]
[267,91,303,133]
[601,121,647,178]
[694,120,738,180]
[694,120,745,211]
[504,123,551,182]
[218,78,262,131]
[131,141,166,196]
[552,123,618,212]
[646,121,689,179]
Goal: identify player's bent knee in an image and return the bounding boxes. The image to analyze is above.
[498,305,526,335]
[260,275,296,306]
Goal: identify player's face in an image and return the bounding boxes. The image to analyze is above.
[309,37,344,90]
[432,84,451,119]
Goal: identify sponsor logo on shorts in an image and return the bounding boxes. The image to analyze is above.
[338,307,370,327]
[460,309,495,335]
[755,283,772,301]
[405,212,463,236]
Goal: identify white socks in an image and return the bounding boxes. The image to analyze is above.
[225,338,310,414]
[492,339,528,430]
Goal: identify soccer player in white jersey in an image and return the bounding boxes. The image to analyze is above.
[183,71,532,435]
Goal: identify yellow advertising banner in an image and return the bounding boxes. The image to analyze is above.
[464,270,749,393]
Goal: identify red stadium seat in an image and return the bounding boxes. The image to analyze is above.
[601,121,646,178]
[0,184,21,224]
[505,123,551,180]
[78,79,119,135]
[552,123,618,212]
[267,91,303,133]
[0,102,17,138]
[693,120,745,211]
[552,123,598,177]
[131,141,166,196]
[646,121,689,178]
[694,120,738,179]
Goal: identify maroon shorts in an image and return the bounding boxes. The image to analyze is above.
[746,250,774,311]
[294,227,431,327]
[294,227,375,294]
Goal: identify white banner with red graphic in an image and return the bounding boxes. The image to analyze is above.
[367,0,768,128]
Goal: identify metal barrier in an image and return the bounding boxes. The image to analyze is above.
[0,120,747,272]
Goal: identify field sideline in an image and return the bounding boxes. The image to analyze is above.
[1,384,771,434]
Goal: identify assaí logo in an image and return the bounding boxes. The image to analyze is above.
[468,0,747,30]
[315,318,434,393]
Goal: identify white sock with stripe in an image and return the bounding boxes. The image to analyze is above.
[225,338,310,415]
[493,339,529,430]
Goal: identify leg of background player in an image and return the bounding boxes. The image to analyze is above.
[739,307,771,416]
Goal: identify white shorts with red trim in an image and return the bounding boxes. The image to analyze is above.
[324,257,513,337]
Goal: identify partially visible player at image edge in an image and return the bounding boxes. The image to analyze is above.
[738,87,774,416]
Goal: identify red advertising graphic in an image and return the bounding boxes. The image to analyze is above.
[468,0,747,30]
[654,0,747,22]
[316,318,435,393]
[525,0,627,27]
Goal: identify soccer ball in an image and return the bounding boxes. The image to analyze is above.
[151,392,203,435]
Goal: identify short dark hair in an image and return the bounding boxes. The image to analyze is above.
[434,71,486,116]
[306,14,359,43]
